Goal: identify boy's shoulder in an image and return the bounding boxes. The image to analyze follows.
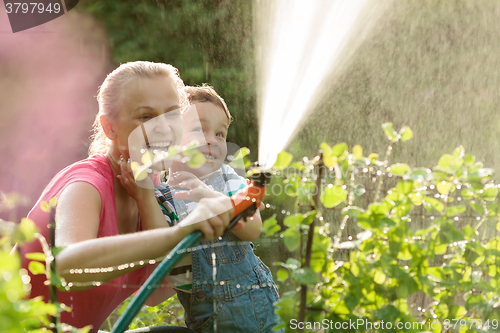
[219,165,247,197]
[220,164,244,180]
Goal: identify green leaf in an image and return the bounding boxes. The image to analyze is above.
[229,148,251,169]
[291,268,319,285]
[480,185,498,201]
[423,197,444,212]
[342,206,364,218]
[461,188,474,200]
[437,154,463,171]
[388,163,411,176]
[409,168,432,181]
[51,246,65,257]
[373,270,386,284]
[283,214,303,228]
[352,145,363,159]
[24,252,46,262]
[350,263,360,277]
[436,181,452,195]
[470,201,484,215]
[28,261,46,275]
[453,146,465,158]
[233,147,250,159]
[78,326,93,333]
[321,184,347,208]
[399,126,413,142]
[262,215,281,236]
[409,192,423,205]
[396,180,413,194]
[435,243,448,255]
[462,225,477,239]
[14,217,38,243]
[276,269,289,282]
[449,305,467,318]
[382,122,397,141]
[303,211,316,225]
[331,143,348,157]
[320,142,336,168]
[464,154,475,166]
[274,151,293,170]
[282,228,301,252]
[49,197,58,208]
[187,150,206,169]
[40,201,51,213]
[446,205,466,217]
[285,258,300,270]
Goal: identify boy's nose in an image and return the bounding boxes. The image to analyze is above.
[204,132,216,144]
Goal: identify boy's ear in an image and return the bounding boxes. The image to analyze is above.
[100,115,117,140]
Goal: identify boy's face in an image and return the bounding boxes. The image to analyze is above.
[177,101,229,177]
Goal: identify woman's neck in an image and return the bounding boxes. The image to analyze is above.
[105,149,123,177]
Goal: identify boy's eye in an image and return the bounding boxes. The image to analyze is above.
[166,109,182,118]
[216,132,226,138]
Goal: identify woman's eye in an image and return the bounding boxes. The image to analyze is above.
[139,115,152,121]
[192,128,204,133]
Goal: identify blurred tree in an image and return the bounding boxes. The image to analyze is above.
[78,0,259,158]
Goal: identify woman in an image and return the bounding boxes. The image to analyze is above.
[21,61,237,333]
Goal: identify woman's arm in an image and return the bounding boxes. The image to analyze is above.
[55,182,234,291]
[170,171,262,241]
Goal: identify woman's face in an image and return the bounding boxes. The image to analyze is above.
[112,76,183,171]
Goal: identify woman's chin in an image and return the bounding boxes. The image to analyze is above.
[150,159,173,173]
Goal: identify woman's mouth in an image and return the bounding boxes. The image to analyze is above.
[144,141,172,151]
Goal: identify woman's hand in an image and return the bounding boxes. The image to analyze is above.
[169,171,223,202]
[177,195,240,241]
[117,157,155,202]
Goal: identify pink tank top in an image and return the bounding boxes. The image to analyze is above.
[21,154,149,333]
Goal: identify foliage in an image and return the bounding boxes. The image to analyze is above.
[77,0,258,159]
[0,201,88,333]
[263,124,500,332]
[103,294,185,331]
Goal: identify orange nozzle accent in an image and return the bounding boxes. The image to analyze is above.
[230,180,267,217]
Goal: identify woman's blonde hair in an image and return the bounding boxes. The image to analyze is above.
[88,61,186,155]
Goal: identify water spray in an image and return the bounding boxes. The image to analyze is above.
[111,168,272,333]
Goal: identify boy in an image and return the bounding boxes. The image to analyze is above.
[157,85,282,333]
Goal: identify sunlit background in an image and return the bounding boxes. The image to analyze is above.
[0,8,110,221]
[2,0,500,242]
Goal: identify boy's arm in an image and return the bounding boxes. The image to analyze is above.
[230,209,262,241]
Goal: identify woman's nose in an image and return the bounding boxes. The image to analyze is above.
[154,115,173,134]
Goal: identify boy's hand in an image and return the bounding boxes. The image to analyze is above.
[177,196,241,241]
[117,157,155,202]
[170,171,223,202]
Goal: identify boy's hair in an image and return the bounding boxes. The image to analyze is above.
[184,85,232,125]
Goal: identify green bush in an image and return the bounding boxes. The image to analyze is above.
[0,195,91,333]
[263,124,500,332]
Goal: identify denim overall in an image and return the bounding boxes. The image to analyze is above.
[157,181,283,333]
